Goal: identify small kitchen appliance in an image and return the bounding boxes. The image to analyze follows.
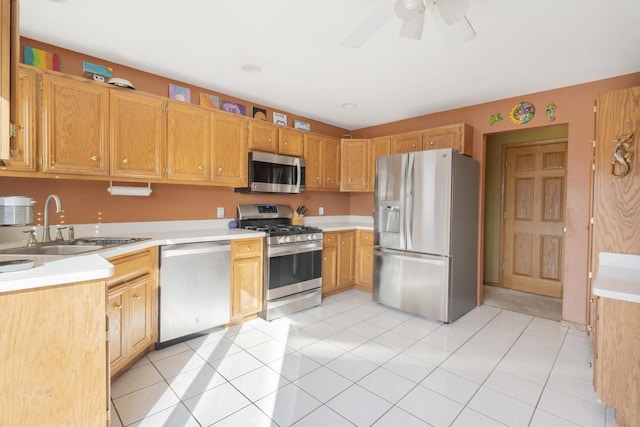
[0,196,35,226]
[237,204,322,321]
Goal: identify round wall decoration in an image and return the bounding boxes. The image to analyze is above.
[509,102,535,125]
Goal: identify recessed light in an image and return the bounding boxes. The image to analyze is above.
[342,102,357,109]
[241,64,261,73]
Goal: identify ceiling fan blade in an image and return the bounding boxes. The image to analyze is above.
[341,3,395,48]
[395,0,426,40]
[434,0,470,25]
[432,10,476,47]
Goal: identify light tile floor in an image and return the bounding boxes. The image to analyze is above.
[111,290,617,427]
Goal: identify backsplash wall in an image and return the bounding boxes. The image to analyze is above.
[1,177,351,225]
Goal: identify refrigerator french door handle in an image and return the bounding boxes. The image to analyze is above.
[405,154,414,249]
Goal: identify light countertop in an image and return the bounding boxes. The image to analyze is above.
[593,252,640,303]
[0,216,372,294]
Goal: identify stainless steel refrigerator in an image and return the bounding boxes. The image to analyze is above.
[373,148,479,323]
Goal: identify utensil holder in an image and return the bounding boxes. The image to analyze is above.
[292,212,304,225]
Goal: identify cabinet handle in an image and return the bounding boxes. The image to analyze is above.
[587,362,593,367]
[198,165,203,170]
[284,141,288,146]
[133,294,141,300]
[315,176,320,182]
[412,144,417,148]
[348,178,353,182]
[430,142,434,145]
[122,158,129,164]
[18,125,24,132]
[246,246,252,251]
[90,155,97,161]
[268,138,272,142]
[326,177,330,181]
[586,324,593,332]
[590,298,595,303]
[115,303,122,310]
[218,167,223,172]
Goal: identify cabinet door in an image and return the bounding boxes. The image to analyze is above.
[322,246,338,293]
[279,127,304,157]
[0,0,11,159]
[422,123,469,153]
[356,243,374,291]
[337,231,355,287]
[41,74,110,175]
[211,112,247,186]
[304,133,324,189]
[232,257,262,319]
[110,90,165,179]
[107,284,126,366]
[323,137,341,190]
[390,131,423,154]
[340,139,369,191]
[368,137,390,191]
[248,119,278,153]
[127,275,153,355]
[167,101,210,182]
[2,65,37,171]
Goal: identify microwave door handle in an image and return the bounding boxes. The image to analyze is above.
[295,158,301,192]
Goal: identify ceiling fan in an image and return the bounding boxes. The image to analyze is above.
[341,0,476,48]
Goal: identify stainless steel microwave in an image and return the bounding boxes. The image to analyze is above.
[235,151,305,194]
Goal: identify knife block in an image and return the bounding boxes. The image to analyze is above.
[292,212,304,225]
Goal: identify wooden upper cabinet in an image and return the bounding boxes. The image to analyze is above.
[248,119,278,153]
[211,111,247,186]
[110,89,165,179]
[390,131,422,154]
[41,73,110,175]
[323,136,340,190]
[303,133,340,190]
[278,127,304,157]
[1,65,37,171]
[423,123,472,155]
[0,0,13,160]
[368,136,390,191]
[166,101,210,182]
[340,138,369,191]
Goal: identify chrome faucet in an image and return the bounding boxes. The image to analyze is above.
[42,194,63,242]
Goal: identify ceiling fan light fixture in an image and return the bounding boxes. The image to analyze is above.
[342,102,357,109]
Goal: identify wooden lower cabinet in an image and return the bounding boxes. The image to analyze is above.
[593,296,640,427]
[107,247,158,379]
[355,230,374,292]
[0,280,108,426]
[231,238,264,323]
[322,230,355,295]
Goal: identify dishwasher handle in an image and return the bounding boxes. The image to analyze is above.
[161,241,231,258]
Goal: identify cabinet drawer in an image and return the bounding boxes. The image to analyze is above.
[232,238,263,259]
[357,230,373,245]
[107,249,154,288]
[323,232,338,247]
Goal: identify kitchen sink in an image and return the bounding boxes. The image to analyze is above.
[0,244,104,255]
[0,237,151,256]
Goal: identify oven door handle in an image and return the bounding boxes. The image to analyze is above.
[268,242,322,257]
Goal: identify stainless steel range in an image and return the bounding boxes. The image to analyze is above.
[237,204,322,321]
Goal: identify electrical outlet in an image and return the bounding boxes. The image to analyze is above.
[217,207,224,218]
[319,207,324,216]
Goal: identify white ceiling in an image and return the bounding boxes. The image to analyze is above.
[19,0,640,131]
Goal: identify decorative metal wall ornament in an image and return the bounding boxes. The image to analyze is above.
[546,103,557,122]
[509,102,535,125]
[611,133,634,178]
[489,113,502,126]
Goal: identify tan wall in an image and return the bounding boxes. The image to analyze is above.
[351,72,640,326]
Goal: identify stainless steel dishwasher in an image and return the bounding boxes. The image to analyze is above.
[159,241,231,346]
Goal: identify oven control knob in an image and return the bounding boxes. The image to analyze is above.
[278,236,287,244]
[306,234,313,241]
[296,235,303,242]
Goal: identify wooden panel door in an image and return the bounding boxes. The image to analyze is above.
[232,257,262,319]
[279,127,304,157]
[340,139,368,191]
[41,74,109,175]
[167,101,210,182]
[368,136,390,191]
[390,131,422,154]
[127,275,153,355]
[211,112,247,186]
[322,232,338,294]
[247,119,278,153]
[502,142,567,298]
[107,284,126,366]
[3,65,37,171]
[304,133,324,189]
[323,136,341,190]
[110,89,165,179]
